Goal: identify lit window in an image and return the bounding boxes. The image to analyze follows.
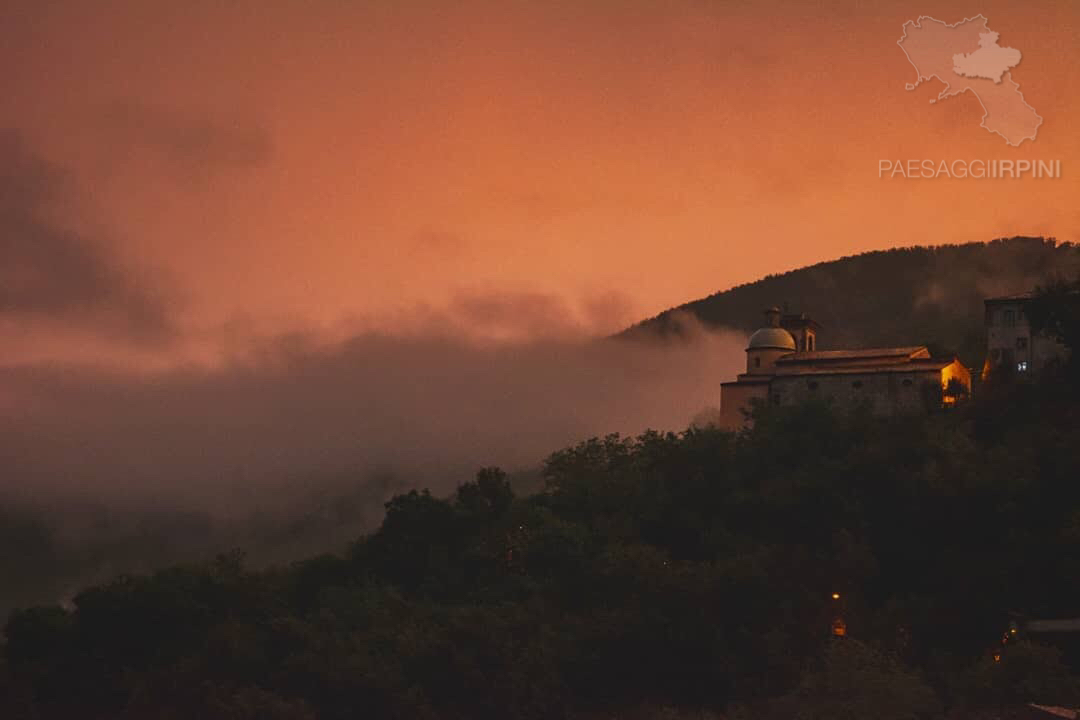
[1017,361,1029,373]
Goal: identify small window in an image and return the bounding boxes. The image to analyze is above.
[754,357,761,368]
[1017,361,1029,373]
[902,378,913,387]
[852,380,863,389]
[1016,337,1028,350]
[772,393,781,405]
[808,380,819,390]
[1004,309,1015,326]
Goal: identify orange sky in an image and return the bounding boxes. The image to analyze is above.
[3,0,1079,364]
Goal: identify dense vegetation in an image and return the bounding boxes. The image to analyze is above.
[624,236,1080,371]
[0,473,420,622]
[2,237,1072,622]
[4,283,1080,719]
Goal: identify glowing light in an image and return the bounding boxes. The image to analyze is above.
[831,593,841,600]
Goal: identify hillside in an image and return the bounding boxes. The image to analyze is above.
[7,356,1080,719]
[623,237,1080,370]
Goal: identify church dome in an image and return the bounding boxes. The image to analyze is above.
[747,327,796,350]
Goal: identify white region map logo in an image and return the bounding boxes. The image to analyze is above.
[897,15,1042,146]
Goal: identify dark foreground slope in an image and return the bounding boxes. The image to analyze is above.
[623,237,1080,369]
[6,355,1080,719]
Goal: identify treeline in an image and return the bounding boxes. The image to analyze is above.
[5,283,1080,719]
[624,236,1080,371]
[0,472,409,622]
[4,370,1080,718]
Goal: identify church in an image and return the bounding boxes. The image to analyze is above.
[719,307,972,427]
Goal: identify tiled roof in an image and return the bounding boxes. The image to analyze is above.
[772,359,953,377]
[775,347,929,364]
[767,346,959,377]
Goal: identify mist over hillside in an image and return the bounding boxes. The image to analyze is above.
[0,323,742,617]
[623,237,1080,370]
[6,235,1080,718]
[4,236,1076,618]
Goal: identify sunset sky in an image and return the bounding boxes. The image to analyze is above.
[3,0,1078,367]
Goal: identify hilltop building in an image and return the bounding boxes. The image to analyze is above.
[983,292,1069,379]
[720,307,971,427]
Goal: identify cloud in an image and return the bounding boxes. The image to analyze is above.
[0,313,737,613]
[408,229,471,257]
[325,289,641,348]
[0,316,744,514]
[448,291,585,341]
[98,101,272,183]
[0,130,174,342]
[442,289,639,341]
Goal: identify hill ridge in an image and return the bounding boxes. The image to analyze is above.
[620,236,1079,369]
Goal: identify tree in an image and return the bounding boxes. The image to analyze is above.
[1027,276,1080,373]
[753,640,942,720]
[956,641,1080,712]
[455,467,514,519]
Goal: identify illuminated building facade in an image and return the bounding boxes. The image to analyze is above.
[720,307,972,428]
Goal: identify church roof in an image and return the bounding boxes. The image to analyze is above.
[747,327,796,351]
[768,346,958,377]
[776,347,929,364]
[772,358,956,378]
[767,346,964,377]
